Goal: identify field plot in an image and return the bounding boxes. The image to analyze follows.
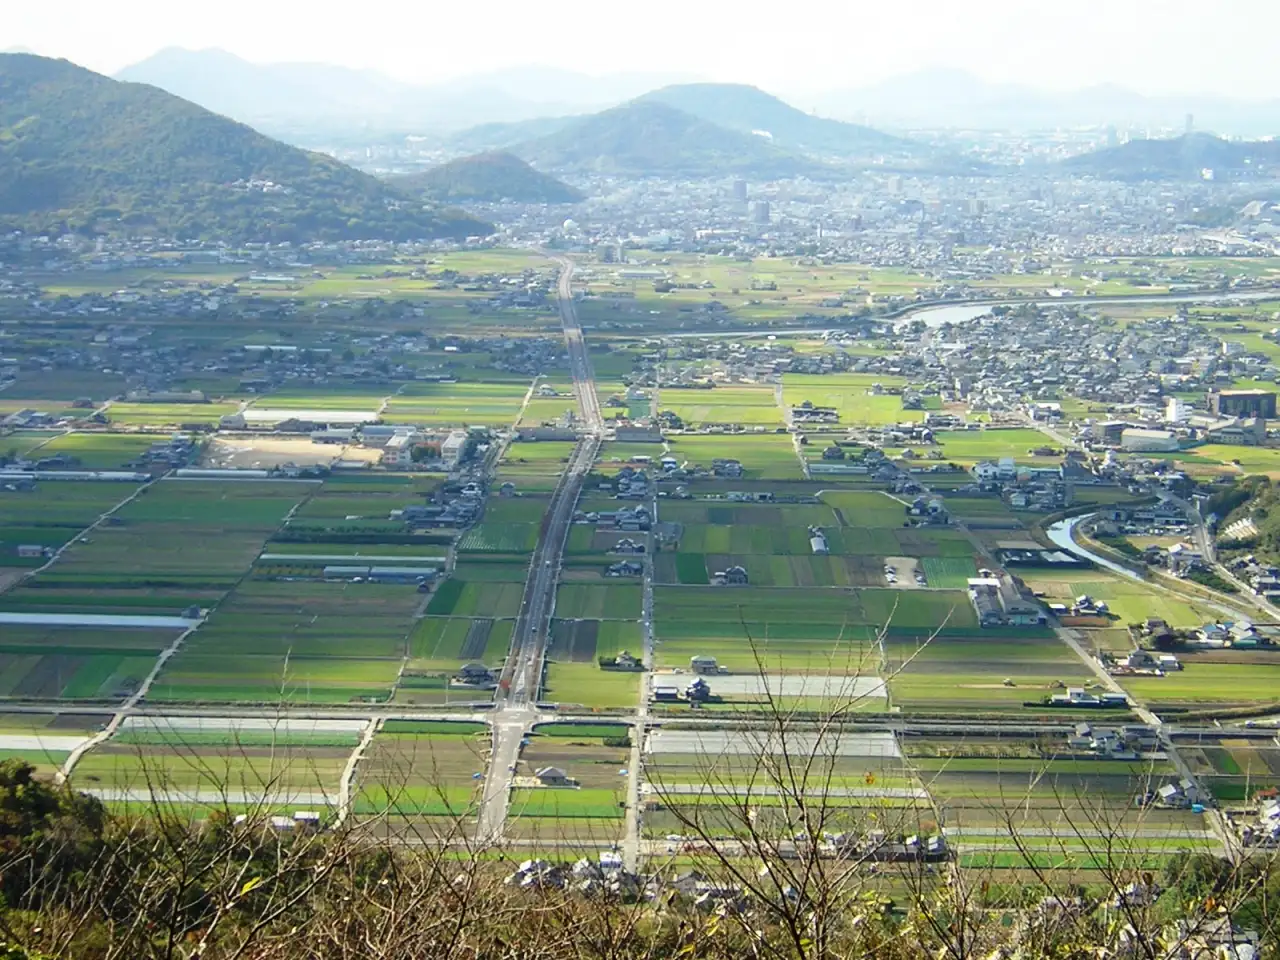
[0,480,140,567]
[0,625,178,702]
[49,479,310,590]
[1117,652,1280,712]
[72,722,356,811]
[151,578,418,704]
[661,386,782,428]
[0,711,106,777]
[496,441,575,490]
[26,432,162,469]
[652,585,971,673]
[911,750,1211,865]
[106,402,241,427]
[354,720,487,832]
[884,633,1094,714]
[1178,737,1280,802]
[783,373,922,426]
[1021,571,1220,629]
[555,582,642,619]
[643,729,928,839]
[507,726,629,842]
[933,429,1065,466]
[920,556,979,588]
[458,521,539,553]
[663,434,801,480]
[426,580,524,617]
[383,382,530,427]
[542,662,640,709]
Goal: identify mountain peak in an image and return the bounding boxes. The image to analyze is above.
[0,52,490,240]
[395,151,584,204]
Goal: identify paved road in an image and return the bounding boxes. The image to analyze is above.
[476,256,603,844]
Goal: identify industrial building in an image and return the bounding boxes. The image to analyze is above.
[1210,389,1277,419]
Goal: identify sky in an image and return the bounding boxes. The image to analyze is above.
[4,0,1280,98]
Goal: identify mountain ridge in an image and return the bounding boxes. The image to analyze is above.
[0,53,490,240]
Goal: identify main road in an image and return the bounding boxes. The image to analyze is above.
[476,256,604,843]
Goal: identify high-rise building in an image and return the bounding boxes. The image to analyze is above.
[732,180,748,203]
[751,200,771,224]
[1185,112,1194,134]
[1210,390,1277,419]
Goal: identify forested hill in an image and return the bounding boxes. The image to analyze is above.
[395,152,585,203]
[0,54,491,241]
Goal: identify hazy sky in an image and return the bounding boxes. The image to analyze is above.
[4,0,1279,98]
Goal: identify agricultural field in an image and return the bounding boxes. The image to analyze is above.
[652,585,974,675]
[507,724,630,841]
[662,433,801,480]
[0,710,108,778]
[73,718,361,813]
[642,729,930,839]
[884,633,1095,714]
[149,577,419,704]
[1021,570,1221,630]
[495,440,575,491]
[909,746,1212,866]
[105,402,242,427]
[661,385,783,428]
[1116,652,1280,712]
[383,381,531,427]
[22,432,163,469]
[932,429,1068,466]
[354,720,488,833]
[783,374,923,426]
[1177,736,1280,803]
[0,624,178,703]
[542,662,640,709]
[554,582,642,619]
[0,480,141,568]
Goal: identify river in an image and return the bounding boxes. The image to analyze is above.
[659,288,1280,338]
[1044,515,1141,581]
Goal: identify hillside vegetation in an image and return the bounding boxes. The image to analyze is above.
[0,54,491,241]
[637,83,912,158]
[1062,132,1280,181]
[395,151,584,203]
[513,100,827,178]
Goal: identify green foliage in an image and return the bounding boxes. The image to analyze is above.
[396,151,584,203]
[0,54,490,241]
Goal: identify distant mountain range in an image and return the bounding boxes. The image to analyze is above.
[1059,132,1280,181]
[394,152,584,204]
[114,48,698,136]
[0,54,490,240]
[809,68,1280,135]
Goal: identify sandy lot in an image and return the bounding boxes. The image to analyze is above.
[201,436,365,469]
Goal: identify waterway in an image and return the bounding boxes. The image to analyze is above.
[1044,515,1141,581]
[660,288,1280,339]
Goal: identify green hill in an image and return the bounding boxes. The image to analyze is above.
[1061,133,1280,181]
[0,54,491,240]
[636,83,912,158]
[512,100,826,178]
[395,152,584,203]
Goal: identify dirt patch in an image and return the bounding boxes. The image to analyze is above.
[883,556,921,589]
[13,655,83,698]
[459,619,493,661]
[201,436,350,470]
[550,620,599,663]
[47,712,112,731]
[0,570,28,592]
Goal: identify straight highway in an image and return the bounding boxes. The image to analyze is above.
[477,256,603,843]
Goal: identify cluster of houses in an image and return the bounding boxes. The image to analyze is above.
[971,456,1077,511]
[711,565,749,586]
[652,676,713,704]
[1067,721,1160,758]
[577,505,653,531]
[1048,686,1130,709]
[1226,556,1280,603]
[1239,793,1280,848]
[504,855,640,898]
[966,572,1048,628]
[605,465,651,499]
[1102,647,1182,677]
[905,496,949,525]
